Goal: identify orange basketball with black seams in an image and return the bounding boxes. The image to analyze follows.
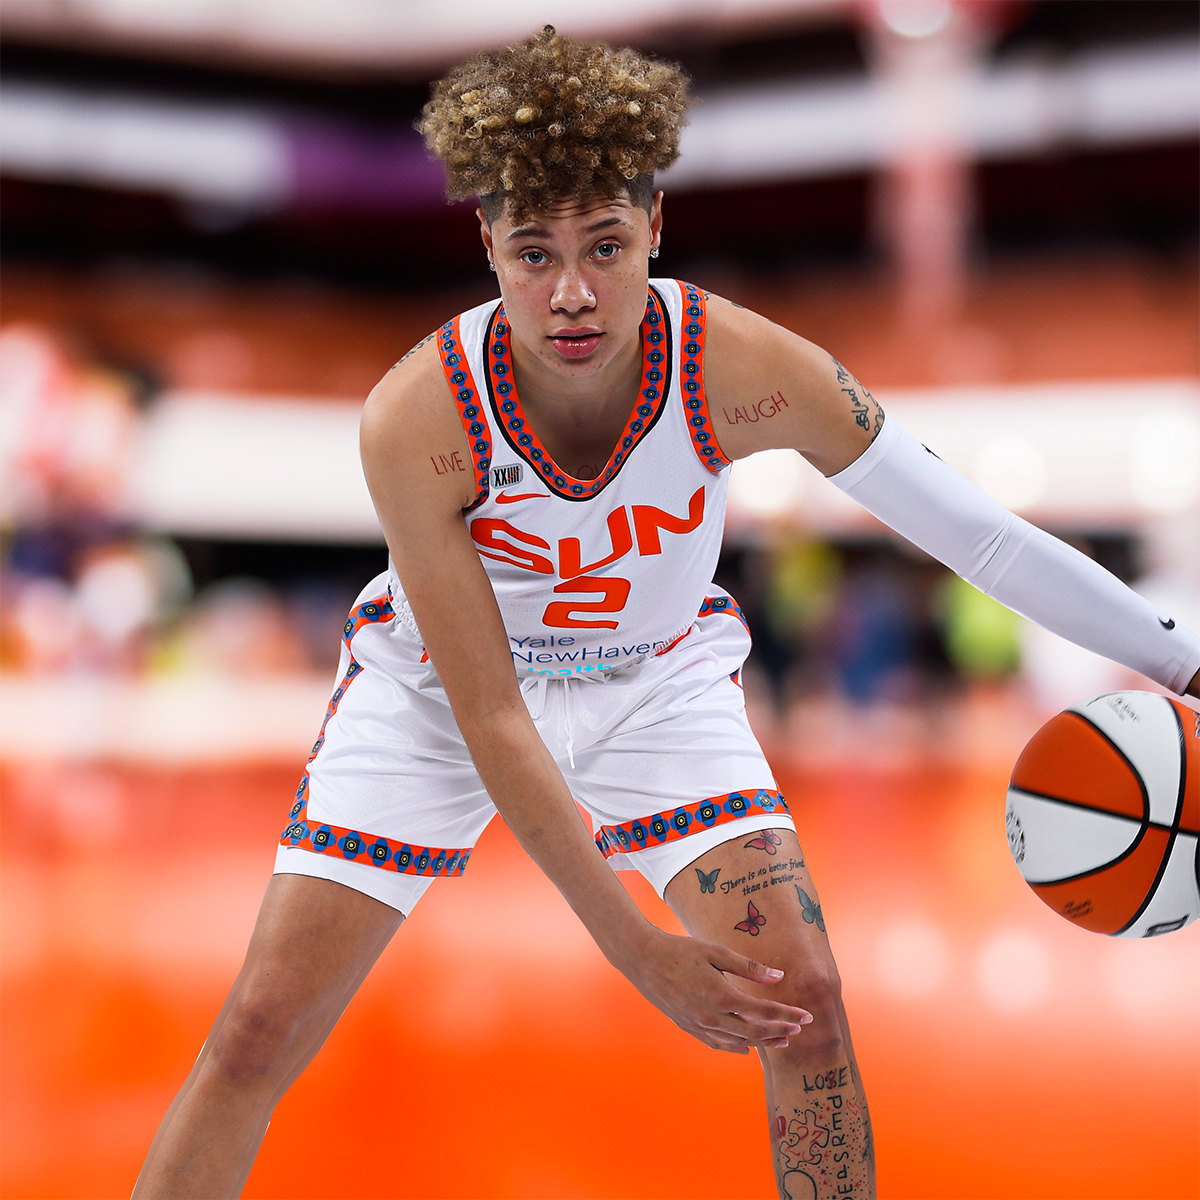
[1005,691,1199,938]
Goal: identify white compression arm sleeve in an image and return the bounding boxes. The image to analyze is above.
[828,417,1200,696]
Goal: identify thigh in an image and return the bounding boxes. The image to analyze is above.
[663,826,839,999]
[201,872,404,1089]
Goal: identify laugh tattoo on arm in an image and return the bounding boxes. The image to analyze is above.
[390,332,436,370]
[831,356,884,438]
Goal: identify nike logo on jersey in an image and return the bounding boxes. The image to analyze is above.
[1160,616,1176,630]
[495,491,546,504]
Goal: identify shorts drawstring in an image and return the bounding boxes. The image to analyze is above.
[519,670,611,769]
[520,673,549,721]
[562,677,576,769]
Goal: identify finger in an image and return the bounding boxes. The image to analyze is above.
[702,1001,812,1046]
[707,946,787,985]
[714,986,814,1030]
[687,1023,751,1054]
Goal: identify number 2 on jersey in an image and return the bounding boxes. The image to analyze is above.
[542,576,631,629]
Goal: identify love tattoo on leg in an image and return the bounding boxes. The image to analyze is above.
[774,1066,873,1199]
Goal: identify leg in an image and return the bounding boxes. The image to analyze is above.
[665,829,875,1200]
[133,872,403,1199]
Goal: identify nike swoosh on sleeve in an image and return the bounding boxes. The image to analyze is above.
[495,491,547,504]
[1159,617,1176,630]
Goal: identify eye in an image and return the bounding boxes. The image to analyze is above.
[593,242,619,260]
[520,249,548,265]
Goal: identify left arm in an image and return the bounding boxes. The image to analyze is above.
[702,293,1200,700]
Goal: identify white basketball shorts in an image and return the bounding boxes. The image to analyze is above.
[274,572,794,915]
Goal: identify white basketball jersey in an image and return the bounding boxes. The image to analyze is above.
[403,279,734,676]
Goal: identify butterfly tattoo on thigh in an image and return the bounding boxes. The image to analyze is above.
[735,900,766,936]
[744,829,782,856]
[795,885,825,932]
[695,867,720,893]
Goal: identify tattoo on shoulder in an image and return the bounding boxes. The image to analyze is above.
[696,866,720,893]
[830,355,884,438]
[391,332,436,370]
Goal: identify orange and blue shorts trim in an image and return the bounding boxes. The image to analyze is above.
[279,592,472,879]
[594,789,789,859]
[281,593,779,879]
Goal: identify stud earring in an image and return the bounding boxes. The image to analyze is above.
[649,247,660,259]
[488,260,496,272]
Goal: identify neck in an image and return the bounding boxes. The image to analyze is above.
[509,325,644,428]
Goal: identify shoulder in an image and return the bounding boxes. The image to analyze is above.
[360,331,476,510]
[362,332,453,440]
[699,289,822,369]
[689,288,883,474]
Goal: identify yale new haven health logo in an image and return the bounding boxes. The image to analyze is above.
[492,464,523,488]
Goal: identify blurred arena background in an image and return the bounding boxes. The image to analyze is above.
[1,1,1197,1196]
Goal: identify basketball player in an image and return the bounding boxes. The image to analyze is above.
[134,28,1200,1200]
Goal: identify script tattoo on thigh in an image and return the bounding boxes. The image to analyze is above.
[831,356,884,438]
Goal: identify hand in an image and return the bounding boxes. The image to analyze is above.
[617,927,813,1054]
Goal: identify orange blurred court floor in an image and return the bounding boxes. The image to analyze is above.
[2,751,1197,1199]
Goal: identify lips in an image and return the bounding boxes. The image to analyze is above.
[549,328,603,359]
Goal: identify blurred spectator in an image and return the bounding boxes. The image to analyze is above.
[826,557,919,704]
[938,572,1022,682]
[740,534,841,714]
[163,578,309,676]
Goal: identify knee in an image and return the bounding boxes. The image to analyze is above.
[773,958,847,1064]
[205,991,306,1086]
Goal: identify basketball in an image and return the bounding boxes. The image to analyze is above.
[1005,691,1200,937]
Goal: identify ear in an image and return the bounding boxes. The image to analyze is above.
[477,208,495,265]
[649,191,664,254]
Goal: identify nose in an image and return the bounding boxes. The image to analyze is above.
[550,264,596,314]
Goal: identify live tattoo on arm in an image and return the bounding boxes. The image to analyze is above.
[831,356,884,438]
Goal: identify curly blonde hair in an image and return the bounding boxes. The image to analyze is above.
[418,25,691,223]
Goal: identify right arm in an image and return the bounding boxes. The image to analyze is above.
[359,339,813,1052]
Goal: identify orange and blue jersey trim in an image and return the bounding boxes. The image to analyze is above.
[485,288,671,501]
[678,282,730,474]
[280,594,473,879]
[438,314,492,510]
[595,789,789,859]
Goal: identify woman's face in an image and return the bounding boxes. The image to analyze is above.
[479,190,663,384]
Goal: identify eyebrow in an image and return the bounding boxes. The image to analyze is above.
[505,215,631,241]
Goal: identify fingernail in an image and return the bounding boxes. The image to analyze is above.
[764,967,784,979]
